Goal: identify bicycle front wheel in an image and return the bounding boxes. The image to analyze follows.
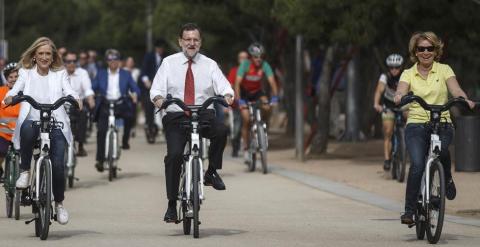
[38,159,52,240]
[108,132,115,182]
[4,156,13,218]
[192,158,200,238]
[248,130,256,172]
[257,122,268,174]
[426,160,445,244]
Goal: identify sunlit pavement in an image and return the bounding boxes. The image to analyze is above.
[1,128,480,246]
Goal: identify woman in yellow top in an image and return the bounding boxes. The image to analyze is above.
[394,31,475,225]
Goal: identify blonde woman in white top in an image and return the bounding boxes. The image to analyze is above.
[4,37,81,225]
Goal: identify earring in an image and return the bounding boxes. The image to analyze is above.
[32,57,36,63]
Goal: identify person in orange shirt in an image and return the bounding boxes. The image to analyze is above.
[0,63,20,181]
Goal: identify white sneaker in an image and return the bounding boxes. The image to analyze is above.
[16,171,30,189]
[243,150,249,164]
[56,204,69,225]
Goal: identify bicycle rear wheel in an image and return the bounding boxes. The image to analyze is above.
[396,128,407,182]
[14,190,20,220]
[38,159,52,240]
[108,132,115,182]
[257,123,268,174]
[192,158,200,238]
[426,160,445,244]
[4,157,13,218]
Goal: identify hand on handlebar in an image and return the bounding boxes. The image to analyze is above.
[466,99,476,109]
[154,97,164,109]
[3,96,13,106]
[238,99,247,107]
[224,94,234,105]
[270,96,279,105]
[373,103,383,113]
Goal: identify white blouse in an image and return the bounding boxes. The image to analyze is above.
[6,66,79,149]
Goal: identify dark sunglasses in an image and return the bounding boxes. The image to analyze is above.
[64,59,77,64]
[416,46,435,52]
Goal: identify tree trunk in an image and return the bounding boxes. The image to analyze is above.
[310,45,335,154]
[342,52,362,141]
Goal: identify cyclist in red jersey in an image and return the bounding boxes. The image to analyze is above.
[234,43,278,162]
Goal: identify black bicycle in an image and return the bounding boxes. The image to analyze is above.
[387,107,407,182]
[10,94,79,240]
[159,94,228,239]
[399,94,471,244]
[1,122,20,220]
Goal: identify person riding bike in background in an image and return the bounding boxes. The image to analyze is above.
[234,42,279,163]
[393,31,475,225]
[373,54,405,171]
[0,63,20,182]
[4,37,82,225]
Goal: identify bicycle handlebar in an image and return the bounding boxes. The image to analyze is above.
[159,94,229,112]
[398,93,470,112]
[11,93,79,112]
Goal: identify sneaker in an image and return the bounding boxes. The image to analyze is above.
[121,143,130,150]
[400,211,414,225]
[163,206,177,223]
[204,170,226,190]
[243,150,250,164]
[446,179,457,200]
[16,171,30,189]
[95,162,104,172]
[55,204,69,225]
[383,160,391,171]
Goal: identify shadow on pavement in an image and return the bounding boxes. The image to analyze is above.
[32,229,102,240]
[170,228,247,238]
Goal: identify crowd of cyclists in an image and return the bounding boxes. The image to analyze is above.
[0,23,477,242]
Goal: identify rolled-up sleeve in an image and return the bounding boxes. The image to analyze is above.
[150,60,168,102]
[211,62,234,98]
[81,70,94,97]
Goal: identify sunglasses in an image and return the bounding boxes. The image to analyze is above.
[64,59,77,64]
[416,46,435,53]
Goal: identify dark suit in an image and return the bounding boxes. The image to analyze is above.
[140,51,165,131]
[92,68,140,161]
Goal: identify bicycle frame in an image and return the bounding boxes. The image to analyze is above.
[248,101,268,151]
[104,100,119,160]
[31,131,53,202]
[183,115,205,203]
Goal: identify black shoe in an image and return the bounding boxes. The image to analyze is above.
[204,170,226,190]
[446,179,457,200]
[95,162,104,172]
[121,143,130,150]
[164,206,177,223]
[383,160,391,171]
[77,148,87,157]
[401,212,414,225]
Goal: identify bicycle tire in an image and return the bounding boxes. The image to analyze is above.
[426,160,445,244]
[257,122,268,174]
[39,159,52,240]
[68,150,77,188]
[182,201,191,235]
[192,158,200,238]
[396,127,407,183]
[108,132,114,182]
[248,130,256,172]
[14,190,20,220]
[4,155,13,218]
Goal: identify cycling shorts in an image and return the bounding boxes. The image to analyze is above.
[240,88,267,102]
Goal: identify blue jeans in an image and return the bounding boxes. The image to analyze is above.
[20,120,67,202]
[404,123,453,213]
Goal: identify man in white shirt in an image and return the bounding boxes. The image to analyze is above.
[150,23,234,223]
[65,52,95,156]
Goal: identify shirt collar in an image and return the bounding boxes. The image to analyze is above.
[108,68,119,75]
[182,53,200,65]
[414,61,438,76]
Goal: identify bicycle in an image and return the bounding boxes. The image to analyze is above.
[245,100,269,174]
[10,94,79,240]
[159,94,228,239]
[64,103,78,188]
[1,123,21,220]
[399,94,470,244]
[103,98,124,182]
[384,107,407,182]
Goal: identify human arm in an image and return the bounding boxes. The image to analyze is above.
[4,68,27,105]
[373,81,385,112]
[126,71,140,104]
[446,76,475,109]
[212,62,234,105]
[393,81,410,105]
[81,70,95,109]
[61,70,82,110]
[150,61,168,108]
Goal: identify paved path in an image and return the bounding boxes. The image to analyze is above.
[1,130,480,246]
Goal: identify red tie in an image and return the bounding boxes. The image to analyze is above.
[184,59,195,105]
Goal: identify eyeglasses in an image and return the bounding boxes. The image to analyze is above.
[416,46,435,53]
[64,59,77,64]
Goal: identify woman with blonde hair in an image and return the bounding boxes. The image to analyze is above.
[4,37,81,225]
[394,31,475,224]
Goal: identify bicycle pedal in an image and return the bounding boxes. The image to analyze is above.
[408,223,416,228]
[175,219,182,224]
[25,218,35,225]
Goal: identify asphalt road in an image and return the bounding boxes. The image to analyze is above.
[1,130,479,246]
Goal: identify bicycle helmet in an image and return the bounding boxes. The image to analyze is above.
[386,54,403,67]
[3,62,19,78]
[248,42,265,57]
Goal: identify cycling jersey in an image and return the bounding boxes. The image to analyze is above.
[237,60,274,93]
[379,73,400,108]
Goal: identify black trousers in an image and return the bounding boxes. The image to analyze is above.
[70,107,88,144]
[141,92,156,130]
[96,102,134,162]
[163,110,228,201]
